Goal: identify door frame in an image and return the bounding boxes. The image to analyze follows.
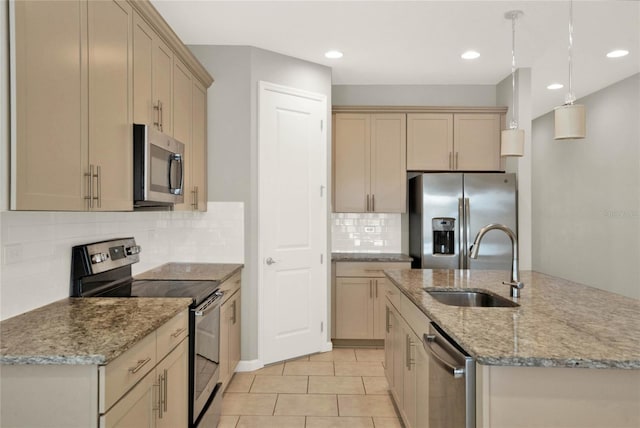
[257,80,330,365]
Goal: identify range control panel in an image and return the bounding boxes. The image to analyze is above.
[73,237,141,276]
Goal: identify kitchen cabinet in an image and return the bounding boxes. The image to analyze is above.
[219,272,242,391]
[407,112,502,171]
[11,0,213,212]
[190,80,208,211]
[333,113,406,213]
[12,0,132,211]
[0,309,189,428]
[385,285,431,428]
[333,261,410,341]
[172,58,193,212]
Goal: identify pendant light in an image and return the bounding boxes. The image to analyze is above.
[554,0,586,139]
[501,10,524,157]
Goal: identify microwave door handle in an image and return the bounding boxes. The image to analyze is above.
[168,153,183,195]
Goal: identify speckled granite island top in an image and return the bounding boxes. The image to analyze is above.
[135,262,243,282]
[384,269,640,369]
[0,297,191,365]
[332,252,412,262]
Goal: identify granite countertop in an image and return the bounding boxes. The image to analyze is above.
[384,269,640,369]
[332,252,412,263]
[0,297,192,365]
[135,262,243,282]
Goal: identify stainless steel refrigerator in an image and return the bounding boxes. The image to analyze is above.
[409,173,517,270]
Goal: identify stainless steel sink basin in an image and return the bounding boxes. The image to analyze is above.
[426,290,519,308]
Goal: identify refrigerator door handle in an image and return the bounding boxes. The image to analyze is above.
[458,198,464,269]
[464,198,471,269]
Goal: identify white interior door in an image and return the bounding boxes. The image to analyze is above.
[259,81,327,365]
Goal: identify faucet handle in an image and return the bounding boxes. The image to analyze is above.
[503,280,525,289]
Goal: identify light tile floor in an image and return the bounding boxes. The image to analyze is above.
[219,348,404,428]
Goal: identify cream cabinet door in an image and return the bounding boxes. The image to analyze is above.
[172,59,192,211]
[87,0,133,211]
[156,339,188,428]
[384,304,395,390]
[335,278,374,339]
[12,0,88,210]
[132,12,154,126]
[153,35,173,135]
[414,331,430,428]
[454,113,501,171]
[229,292,241,376]
[402,328,418,428]
[407,113,453,171]
[191,80,208,211]
[333,113,370,212]
[100,369,155,428]
[370,114,406,213]
[373,278,388,340]
[390,305,404,409]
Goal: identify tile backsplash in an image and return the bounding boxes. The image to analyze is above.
[0,202,244,320]
[331,213,402,253]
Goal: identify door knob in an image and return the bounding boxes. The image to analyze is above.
[266,257,276,265]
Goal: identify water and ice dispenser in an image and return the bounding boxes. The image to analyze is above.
[432,218,455,255]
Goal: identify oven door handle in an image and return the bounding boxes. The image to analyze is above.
[195,292,223,317]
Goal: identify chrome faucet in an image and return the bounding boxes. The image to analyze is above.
[469,223,524,298]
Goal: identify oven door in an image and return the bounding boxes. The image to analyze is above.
[193,292,223,424]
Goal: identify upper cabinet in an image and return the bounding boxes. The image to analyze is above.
[407,112,503,171]
[333,113,406,213]
[10,0,213,211]
[13,0,133,211]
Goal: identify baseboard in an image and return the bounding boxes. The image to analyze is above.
[235,359,263,372]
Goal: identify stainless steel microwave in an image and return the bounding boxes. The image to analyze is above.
[133,124,184,207]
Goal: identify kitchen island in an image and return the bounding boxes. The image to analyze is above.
[383,269,640,428]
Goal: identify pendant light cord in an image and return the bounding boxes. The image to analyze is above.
[566,0,576,104]
[510,13,518,129]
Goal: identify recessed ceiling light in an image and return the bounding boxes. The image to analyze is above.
[461,50,481,60]
[547,83,564,90]
[324,50,343,59]
[606,49,629,58]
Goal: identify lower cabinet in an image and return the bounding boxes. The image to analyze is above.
[219,272,242,391]
[385,293,431,428]
[333,261,411,340]
[0,309,189,428]
[101,339,188,428]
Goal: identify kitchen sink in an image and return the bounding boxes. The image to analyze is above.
[426,290,519,308]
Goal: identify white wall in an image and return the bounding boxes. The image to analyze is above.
[0,202,245,320]
[532,73,639,299]
[189,45,332,362]
[496,68,533,270]
[333,84,497,106]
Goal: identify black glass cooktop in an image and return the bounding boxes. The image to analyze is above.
[90,279,219,307]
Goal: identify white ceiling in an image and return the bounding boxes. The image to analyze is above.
[151,0,640,118]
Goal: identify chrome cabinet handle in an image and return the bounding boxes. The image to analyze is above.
[232,300,237,324]
[163,369,168,412]
[369,280,373,298]
[385,306,390,333]
[191,186,199,209]
[366,194,370,212]
[171,327,187,338]
[85,165,94,209]
[372,194,375,212]
[375,279,378,298]
[159,101,164,132]
[455,152,459,170]
[154,100,161,131]
[128,357,151,374]
[96,165,101,208]
[266,257,276,265]
[157,372,165,419]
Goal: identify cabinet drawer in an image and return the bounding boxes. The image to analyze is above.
[100,331,157,413]
[99,366,155,428]
[219,271,241,305]
[335,262,410,278]
[157,309,189,360]
[400,293,430,337]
